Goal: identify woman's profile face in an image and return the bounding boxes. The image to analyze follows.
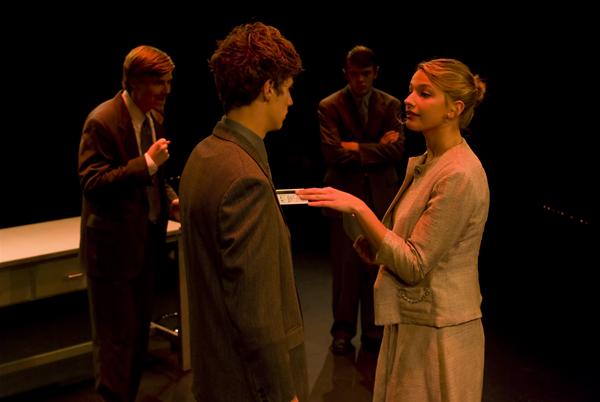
[404,69,449,133]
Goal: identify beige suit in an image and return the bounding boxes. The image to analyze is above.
[371,139,489,402]
[179,117,308,402]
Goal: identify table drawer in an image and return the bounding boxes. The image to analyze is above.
[0,267,33,307]
[32,257,87,299]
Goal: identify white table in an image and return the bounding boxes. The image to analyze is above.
[0,217,190,394]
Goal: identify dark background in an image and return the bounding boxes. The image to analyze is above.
[1,6,596,394]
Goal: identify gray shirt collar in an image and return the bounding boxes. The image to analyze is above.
[221,116,271,178]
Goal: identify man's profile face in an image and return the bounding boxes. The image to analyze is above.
[131,73,173,114]
[266,77,294,132]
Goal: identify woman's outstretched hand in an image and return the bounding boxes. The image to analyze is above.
[297,187,388,261]
[296,187,365,214]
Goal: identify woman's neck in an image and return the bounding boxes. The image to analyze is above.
[424,127,463,158]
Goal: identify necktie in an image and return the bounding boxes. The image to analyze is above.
[359,97,369,128]
[141,116,161,223]
[140,116,153,154]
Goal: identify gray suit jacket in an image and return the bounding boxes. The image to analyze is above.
[179,118,308,402]
[373,139,489,327]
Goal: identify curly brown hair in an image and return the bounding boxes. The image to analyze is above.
[209,22,303,113]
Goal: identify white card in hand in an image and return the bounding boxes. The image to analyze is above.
[276,189,309,205]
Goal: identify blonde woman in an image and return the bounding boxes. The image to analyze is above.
[298,58,489,402]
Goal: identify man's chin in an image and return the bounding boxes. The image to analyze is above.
[151,108,165,124]
[351,88,368,97]
[153,100,167,112]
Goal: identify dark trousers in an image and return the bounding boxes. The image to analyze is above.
[87,225,162,402]
[329,218,382,343]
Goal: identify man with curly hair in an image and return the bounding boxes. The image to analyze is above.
[179,22,308,402]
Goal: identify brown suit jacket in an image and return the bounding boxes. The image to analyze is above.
[78,91,176,280]
[179,118,308,402]
[319,86,405,218]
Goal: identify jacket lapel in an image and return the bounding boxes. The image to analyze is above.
[113,92,139,159]
[381,156,419,228]
[342,87,364,140]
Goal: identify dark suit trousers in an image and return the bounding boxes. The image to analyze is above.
[329,218,382,343]
[87,224,162,402]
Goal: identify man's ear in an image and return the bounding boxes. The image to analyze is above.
[128,77,140,93]
[262,79,274,101]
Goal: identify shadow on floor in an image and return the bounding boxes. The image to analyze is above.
[2,220,599,401]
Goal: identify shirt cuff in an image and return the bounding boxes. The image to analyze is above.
[144,153,158,175]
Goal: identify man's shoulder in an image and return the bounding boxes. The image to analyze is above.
[372,88,401,104]
[87,92,124,122]
[197,134,264,171]
[319,88,347,107]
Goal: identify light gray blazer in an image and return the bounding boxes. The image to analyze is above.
[373,139,489,327]
[179,119,308,402]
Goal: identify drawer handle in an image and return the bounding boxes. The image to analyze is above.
[65,272,84,279]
